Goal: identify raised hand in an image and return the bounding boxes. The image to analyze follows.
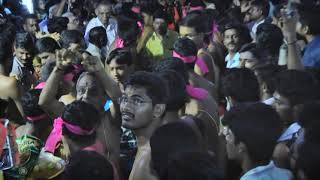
[81,53,104,73]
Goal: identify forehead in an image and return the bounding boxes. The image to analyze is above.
[97,4,112,13]
[124,85,148,97]
[224,29,239,36]
[179,26,196,35]
[109,59,127,67]
[26,18,37,24]
[16,48,30,53]
[77,74,99,87]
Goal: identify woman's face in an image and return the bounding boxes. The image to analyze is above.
[38,0,46,10]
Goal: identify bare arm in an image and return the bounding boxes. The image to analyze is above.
[52,0,68,17]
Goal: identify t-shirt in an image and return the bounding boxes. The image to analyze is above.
[302,35,320,68]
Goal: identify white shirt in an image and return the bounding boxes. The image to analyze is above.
[251,19,265,40]
[225,52,241,68]
[278,122,301,142]
[84,17,117,52]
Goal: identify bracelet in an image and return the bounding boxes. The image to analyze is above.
[287,40,297,45]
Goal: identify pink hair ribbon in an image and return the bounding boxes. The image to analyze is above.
[35,82,46,90]
[186,85,208,100]
[26,114,48,122]
[44,117,95,153]
[195,57,209,74]
[115,37,124,48]
[173,51,209,74]
[190,6,204,12]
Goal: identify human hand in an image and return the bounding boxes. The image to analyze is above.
[55,49,78,71]
[81,53,104,73]
[280,7,298,41]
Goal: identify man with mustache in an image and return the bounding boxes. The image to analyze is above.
[119,71,167,180]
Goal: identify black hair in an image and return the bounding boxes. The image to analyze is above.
[253,63,279,95]
[256,23,283,56]
[139,1,160,16]
[275,70,318,106]
[272,4,283,20]
[153,9,169,23]
[179,12,207,33]
[152,57,189,84]
[47,17,69,34]
[173,37,198,70]
[62,101,101,146]
[0,34,13,64]
[298,101,320,143]
[23,14,38,24]
[88,26,107,47]
[222,22,252,45]
[125,71,168,104]
[297,141,320,180]
[35,37,60,54]
[97,0,115,7]
[239,43,271,65]
[15,32,34,53]
[167,152,224,180]
[106,48,132,66]
[117,16,141,47]
[297,4,320,35]
[250,0,270,17]
[59,30,84,49]
[221,68,260,103]
[21,89,46,123]
[156,70,188,111]
[150,122,204,180]
[62,150,114,180]
[223,103,282,164]
[39,59,56,82]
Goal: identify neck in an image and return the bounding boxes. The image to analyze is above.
[255,16,265,23]
[241,155,256,174]
[305,34,316,43]
[228,51,237,58]
[134,119,161,147]
[260,92,272,101]
[162,111,180,125]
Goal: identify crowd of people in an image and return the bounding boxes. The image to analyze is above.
[0,0,320,179]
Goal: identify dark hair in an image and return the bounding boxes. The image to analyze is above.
[21,89,46,122]
[223,103,282,164]
[150,122,204,179]
[275,70,318,106]
[173,37,198,70]
[253,63,279,95]
[298,101,320,143]
[23,14,38,24]
[222,68,260,102]
[256,23,283,55]
[15,32,34,53]
[125,71,168,104]
[152,57,189,84]
[35,37,60,54]
[47,17,69,34]
[60,30,84,49]
[88,26,107,47]
[222,22,252,44]
[239,43,271,66]
[39,59,56,82]
[297,141,320,180]
[106,48,132,66]
[62,101,101,146]
[97,0,115,7]
[62,150,114,180]
[167,152,223,180]
[153,9,169,23]
[179,12,206,33]
[117,16,141,47]
[297,4,320,35]
[156,71,188,111]
[0,34,13,64]
[251,0,270,17]
[139,1,160,16]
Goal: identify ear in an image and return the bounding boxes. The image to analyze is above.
[153,104,166,118]
[95,8,99,16]
[261,82,268,94]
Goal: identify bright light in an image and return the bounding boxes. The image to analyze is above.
[22,0,34,13]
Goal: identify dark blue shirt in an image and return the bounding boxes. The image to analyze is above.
[302,35,320,68]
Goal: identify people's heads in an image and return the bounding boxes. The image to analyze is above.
[0,34,13,74]
[88,26,107,48]
[222,68,260,108]
[117,16,141,47]
[296,5,320,36]
[222,103,282,165]
[60,30,84,52]
[21,89,48,124]
[150,121,204,179]
[140,1,159,26]
[120,71,167,130]
[179,12,206,48]
[14,32,35,64]
[173,37,198,70]
[62,100,100,147]
[62,12,81,30]
[296,141,320,180]
[62,150,114,180]
[95,0,113,26]
[153,9,169,36]
[47,17,69,34]
[106,48,132,84]
[256,23,283,56]
[23,14,39,34]
[222,23,252,54]
[248,0,270,21]
[271,4,283,28]
[253,63,278,100]
[35,37,60,65]
[273,70,317,125]
[76,72,107,111]
[238,43,267,69]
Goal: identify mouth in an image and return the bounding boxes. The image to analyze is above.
[121,111,135,122]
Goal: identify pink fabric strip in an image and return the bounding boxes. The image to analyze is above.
[137,21,144,34]
[173,51,197,63]
[131,6,140,14]
[26,114,48,122]
[212,21,219,34]
[190,6,204,11]
[186,85,208,100]
[35,82,46,90]
[83,140,105,156]
[115,37,124,48]
[63,73,74,82]
[44,117,95,153]
[195,58,209,74]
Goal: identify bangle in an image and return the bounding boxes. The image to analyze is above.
[287,40,297,45]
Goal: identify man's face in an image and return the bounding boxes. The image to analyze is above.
[179,26,203,49]
[37,52,55,65]
[15,48,32,64]
[153,18,167,36]
[223,29,241,54]
[120,85,154,130]
[223,126,241,160]
[24,18,39,34]
[96,4,112,26]
[76,74,106,111]
[248,5,262,21]
[67,15,80,30]
[273,91,292,126]
[107,59,130,84]
[240,51,257,69]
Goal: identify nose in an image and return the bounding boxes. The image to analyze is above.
[21,54,27,60]
[120,100,132,113]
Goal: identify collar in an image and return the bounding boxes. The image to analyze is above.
[278,122,301,142]
[96,17,117,31]
[87,43,101,52]
[225,52,240,62]
[241,161,275,179]
[151,31,169,40]
[14,56,25,68]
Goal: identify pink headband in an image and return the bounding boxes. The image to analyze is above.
[131,6,140,14]
[44,117,95,153]
[186,85,208,100]
[115,37,124,48]
[63,64,82,82]
[173,51,209,74]
[26,114,48,122]
[35,82,46,90]
[190,6,204,11]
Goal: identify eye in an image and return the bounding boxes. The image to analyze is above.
[132,98,143,105]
